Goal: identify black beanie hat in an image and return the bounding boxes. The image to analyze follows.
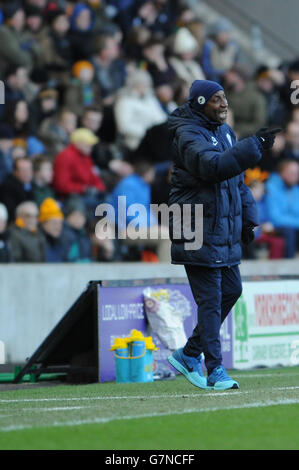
[2,1,23,20]
[188,79,224,110]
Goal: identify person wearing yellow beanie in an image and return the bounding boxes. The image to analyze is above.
[38,198,65,261]
[39,197,64,223]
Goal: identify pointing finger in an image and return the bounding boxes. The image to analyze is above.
[270,128,282,135]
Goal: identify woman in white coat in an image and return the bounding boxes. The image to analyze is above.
[114,69,167,151]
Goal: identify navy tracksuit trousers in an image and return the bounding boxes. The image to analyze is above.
[183,264,242,374]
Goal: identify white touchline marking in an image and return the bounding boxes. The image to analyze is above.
[1,398,298,432]
[0,391,241,403]
[233,372,299,378]
[0,385,298,404]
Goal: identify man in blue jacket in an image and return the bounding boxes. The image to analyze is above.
[167,79,280,390]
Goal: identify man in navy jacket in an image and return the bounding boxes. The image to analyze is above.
[167,79,280,390]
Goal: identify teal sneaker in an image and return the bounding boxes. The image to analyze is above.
[168,348,207,389]
[207,365,239,390]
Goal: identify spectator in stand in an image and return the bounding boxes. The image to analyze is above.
[22,4,45,67]
[24,0,48,12]
[169,27,205,87]
[265,159,299,258]
[91,32,127,143]
[116,0,177,38]
[281,121,299,162]
[224,66,267,138]
[201,17,240,82]
[0,124,15,185]
[30,87,59,131]
[24,3,47,41]
[63,61,102,116]
[39,7,72,85]
[79,105,119,189]
[291,106,299,125]
[61,196,93,262]
[0,157,34,221]
[68,2,96,63]
[130,120,173,167]
[53,128,106,212]
[0,66,28,119]
[154,81,178,114]
[114,68,167,150]
[80,106,104,135]
[29,65,51,99]
[91,33,127,104]
[9,201,46,262]
[11,139,28,161]
[38,108,77,158]
[38,197,66,262]
[124,25,152,63]
[141,37,177,88]
[0,1,35,76]
[3,99,33,138]
[2,99,46,158]
[0,203,12,262]
[32,155,55,207]
[185,17,206,57]
[254,65,287,127]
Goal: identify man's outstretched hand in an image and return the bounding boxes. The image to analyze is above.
[255,127,282,150]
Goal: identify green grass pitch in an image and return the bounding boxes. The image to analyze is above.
[0,367,298,450]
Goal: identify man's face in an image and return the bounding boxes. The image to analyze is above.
[10,67,28,90]
[14,160,33,184]
[102,38,119,61]
[60,112,77,135]
[19,204,39,231]
[11,9,25,32]
[74,141,93,155]
[82,111,103,132]
[35,162,53,185]
[53,14,69,35]
[286,122,299,149]
[203,90,228,124]
[26,14,42,32]
[42,218,63,238]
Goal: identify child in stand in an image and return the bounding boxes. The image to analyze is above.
[63,60,102,116]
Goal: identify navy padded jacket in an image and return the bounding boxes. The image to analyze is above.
[168,103,263,267]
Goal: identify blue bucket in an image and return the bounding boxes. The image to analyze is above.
[130,340,147,383]
[143,350,154,382]
[111,338,130,383]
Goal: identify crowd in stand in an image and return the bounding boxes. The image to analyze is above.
[1,0,299,263]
